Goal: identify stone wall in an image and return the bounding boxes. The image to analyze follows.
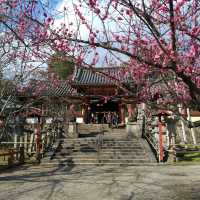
[126,122,141,138]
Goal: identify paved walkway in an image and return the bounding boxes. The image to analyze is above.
[0,164,200,200]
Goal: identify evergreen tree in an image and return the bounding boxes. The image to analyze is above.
[48,53,74,80]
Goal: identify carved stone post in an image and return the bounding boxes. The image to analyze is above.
[14,134,18,149]
[187,108,197,145]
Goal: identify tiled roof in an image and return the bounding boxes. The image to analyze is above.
[18,66,134,98]
[18,80,79,98]
[42,81,78,97]
[72,66,132,85]
[97,67,132,83]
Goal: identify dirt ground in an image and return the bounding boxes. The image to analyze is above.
[0,163,200,200]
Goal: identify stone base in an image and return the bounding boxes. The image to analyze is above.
[126,122,141,138]
[67,123,78,138]
[167,150,176,163]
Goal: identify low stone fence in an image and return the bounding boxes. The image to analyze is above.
[67,123,109,138]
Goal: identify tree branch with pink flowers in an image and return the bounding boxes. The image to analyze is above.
[47,0,199,110]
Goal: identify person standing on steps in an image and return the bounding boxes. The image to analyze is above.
[115,113,119,128]
[112,112,118,128]
[107,112,111,127]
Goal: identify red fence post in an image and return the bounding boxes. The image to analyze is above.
[35,124,41,162]
[158,116,163,162]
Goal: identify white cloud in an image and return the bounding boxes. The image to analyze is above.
[52,0,90,39]
[50,0,132,67]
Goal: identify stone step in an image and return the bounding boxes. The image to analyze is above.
[58,149,145,154]
[61,147,143,152]
[49,153,148,159]
[41,127,155,166]
[60,152,139,157]
[60,139,140,143]
[54,155,147,160]
[49,157,149,163]
[60,148,144,154]
[61,143,143,148]
[40,162,156,166]
[99,150,146,154]
[103,142,141,144]
[59,138,97,142]
[103,140,141,142]
[101,147,144,150]
[63,142,141,145]
[100,159,149,164]
[103,141,143,144]
[52,153,148,159]
[61,143,141,148]
[102,143,143,146]
[61,145,143,149]
[44,157,149,164]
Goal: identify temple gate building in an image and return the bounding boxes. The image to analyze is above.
[70,66,137,125]
[18,65,138,126]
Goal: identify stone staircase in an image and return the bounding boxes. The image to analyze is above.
[77,124,109,137]
[41,127,156,166]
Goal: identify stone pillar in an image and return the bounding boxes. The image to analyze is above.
[165,123,170,147]
[19,136,24,148]
[67,122,78,138]
[166,117,177,148]
[187,108,197,145]
[24,133,28,156]
[178,105,187,143]
[14,134,18,149]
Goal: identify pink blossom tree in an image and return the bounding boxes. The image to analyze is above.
[0,0,54,116]
[47,0,200,111]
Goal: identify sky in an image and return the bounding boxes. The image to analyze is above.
[50,0,130,67]
[1,0,130,81]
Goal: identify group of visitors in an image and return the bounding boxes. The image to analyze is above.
[90,112,119,127]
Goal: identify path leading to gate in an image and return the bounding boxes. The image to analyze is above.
[0,164,200,200]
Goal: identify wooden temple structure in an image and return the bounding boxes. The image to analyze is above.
[70,66,137,124]
[18,66,137,125]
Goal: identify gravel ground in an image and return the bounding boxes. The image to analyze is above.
[0,164,200,200]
